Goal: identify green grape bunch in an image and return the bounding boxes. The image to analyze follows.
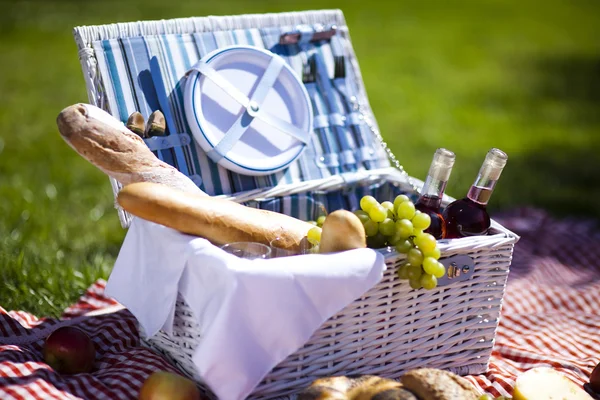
[305,194,446,291]
[355,194,446,291]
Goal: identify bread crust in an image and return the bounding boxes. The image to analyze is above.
[117,182,313,251]
[400,368,480,400]
[319,210,367,254]
[56,103,203,195]
[298,376,417,400]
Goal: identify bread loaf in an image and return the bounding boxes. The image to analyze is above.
[400,368,480,400]
[319,210,367,254]
[117,182,314,252]
[298,375,417,400]
[56,103,203,195]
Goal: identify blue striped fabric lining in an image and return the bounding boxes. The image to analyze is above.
[92,24,392,216]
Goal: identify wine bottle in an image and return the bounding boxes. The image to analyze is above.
[442,148,508,239]
[415,148,456,239]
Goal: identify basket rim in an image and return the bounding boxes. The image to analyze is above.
[73,9,347,47]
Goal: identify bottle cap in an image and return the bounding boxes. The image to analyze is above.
[428,148,455,181]
[481,148,508,180]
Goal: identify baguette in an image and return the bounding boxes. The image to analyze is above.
[117,182,314,252]
[56,103,203,195]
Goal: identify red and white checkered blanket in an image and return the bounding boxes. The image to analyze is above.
[1,208,599,399]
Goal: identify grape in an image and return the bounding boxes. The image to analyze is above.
[381,201,395,218]
[407,264,423,280]
[353,210,370,224]
[408,276,422,290]
[396,200,416,220]
[307,226,322,244]
[407,248,424,266]
[369,205,388,223]
[363,219,379,236]
[397,263,411,279]
[393,194,410,210]
[360,195,379,213]
[434,261,446,278]
[396,219,414,239]
[478,395,493,400]
[395,239,413,254]
[414,232,437,254]
[379,218,396,236]
[412,212,431,231]
[420,273,437,290]
[423,257,445,278]
[387,232,403,246]
[316,215,327,227]
[422,247,441,260]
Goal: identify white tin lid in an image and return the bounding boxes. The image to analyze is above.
[184,45,313,176]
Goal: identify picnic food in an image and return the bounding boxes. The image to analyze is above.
[299,369,480,399]
[312,193,445,289]
[43,326,95,374]
[56,103,203,194]
[443,148,508,238]
[513,367,592,400]
[353,194,445,290]
[400,368,481,399]
[319,210,367,253]
[117,182,315,252]
[138,371,202,400]
[298,375,417,400]
[414,148,455,239]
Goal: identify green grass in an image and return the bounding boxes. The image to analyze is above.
[1,0,599,317]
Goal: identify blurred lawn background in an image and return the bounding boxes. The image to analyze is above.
[1,0,599,317]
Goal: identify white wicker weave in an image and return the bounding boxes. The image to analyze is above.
[72,9,519,399]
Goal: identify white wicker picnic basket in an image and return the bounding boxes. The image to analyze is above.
[73,9,519,399]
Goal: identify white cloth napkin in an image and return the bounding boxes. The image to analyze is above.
[106,218,386,400]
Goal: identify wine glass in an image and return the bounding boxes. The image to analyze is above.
[269,237,317,258]
[220,242,272,260]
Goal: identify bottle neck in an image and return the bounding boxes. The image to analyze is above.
[467,148,507,206]
[467,173,498,206]
[418,175,447,208]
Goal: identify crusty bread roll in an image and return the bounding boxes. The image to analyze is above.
[400,368,481,400]
[298,375,417,400]
[319,210,367,254]
[117,182,314,252]
[56,103,203,195]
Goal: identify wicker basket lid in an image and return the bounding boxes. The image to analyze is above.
[74,10,392,203]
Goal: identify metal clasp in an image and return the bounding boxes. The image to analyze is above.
[436,255,475,286]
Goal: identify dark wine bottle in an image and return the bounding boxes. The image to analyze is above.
[442,148,508,239]
[415,148,456,239]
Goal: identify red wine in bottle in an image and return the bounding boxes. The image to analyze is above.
[415,148,455,239]
[443,148,508,239]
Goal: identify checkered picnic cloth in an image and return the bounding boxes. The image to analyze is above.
[1,207,599,399]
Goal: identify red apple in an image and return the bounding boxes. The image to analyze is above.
[43,326,95,374]
[591,361,600,392]
[138,371,203,400]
